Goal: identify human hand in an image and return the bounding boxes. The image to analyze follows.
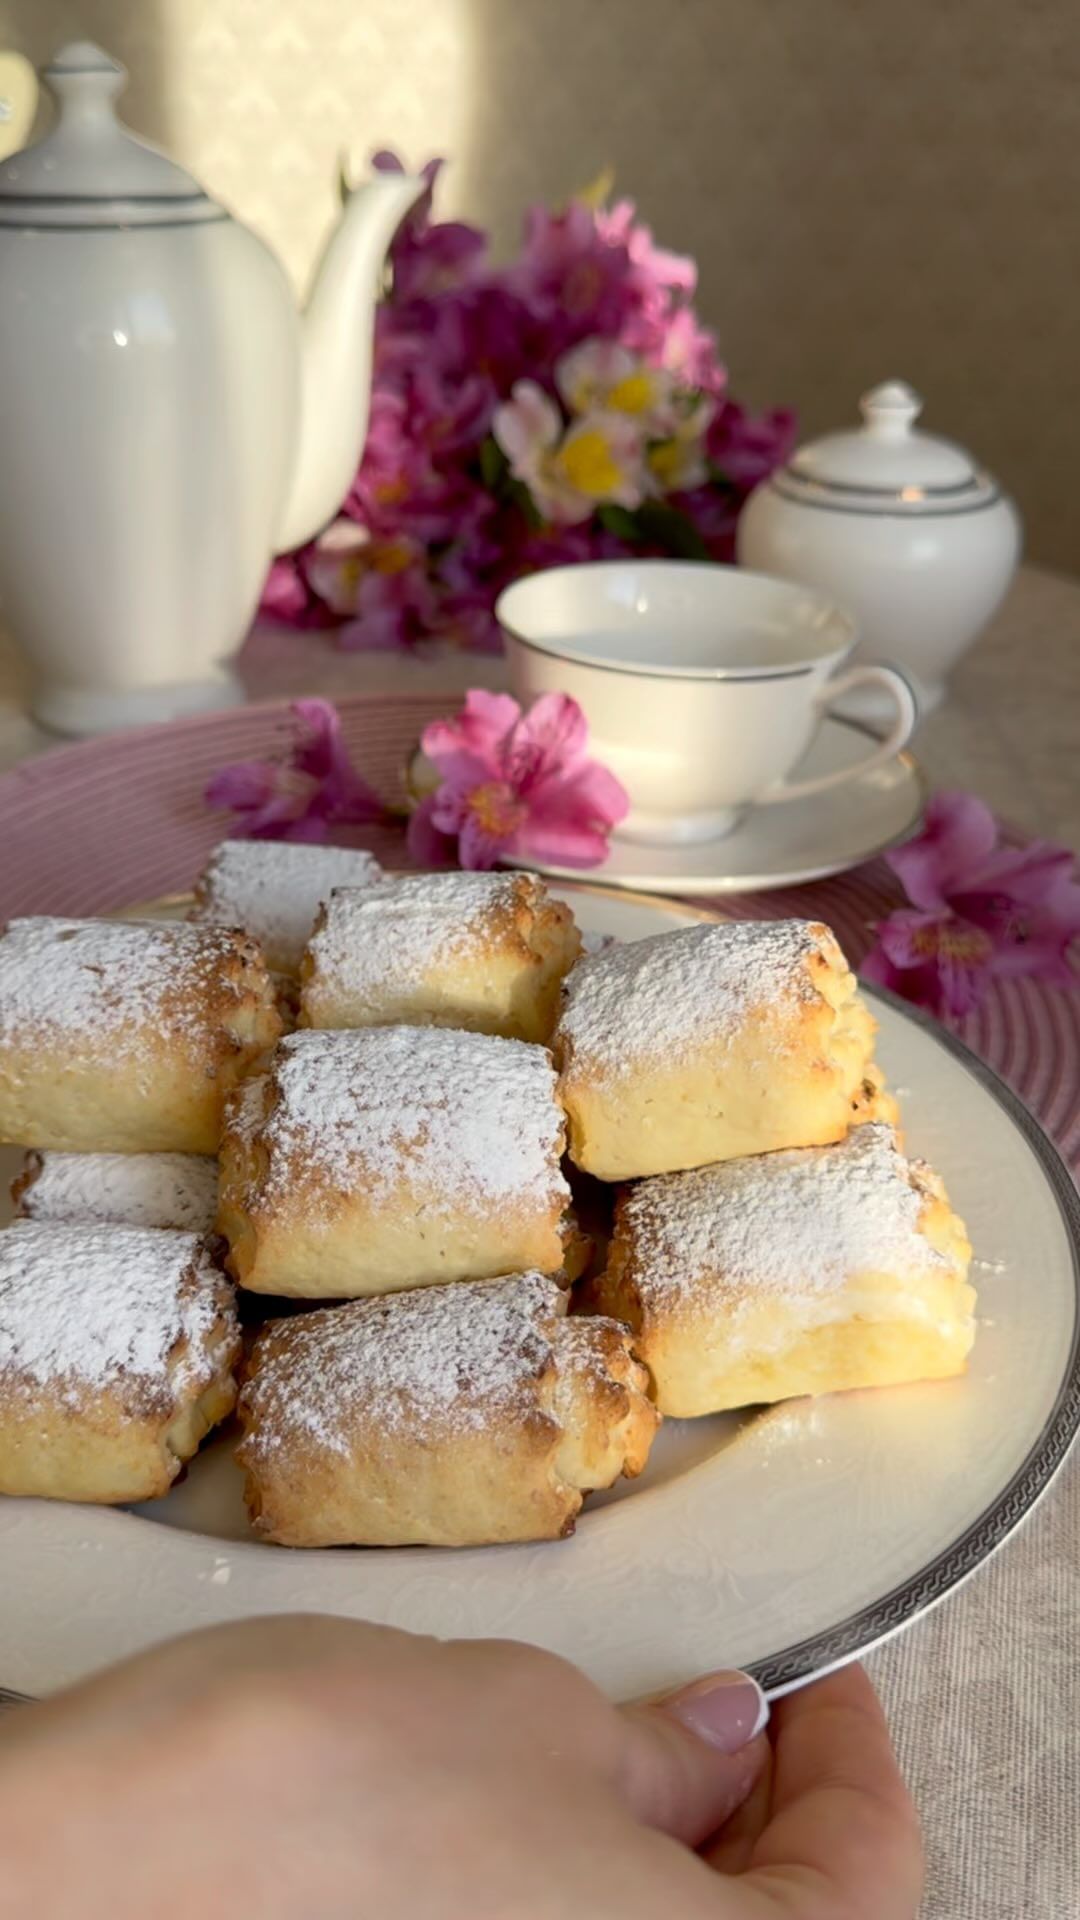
[0,1616,920,1919]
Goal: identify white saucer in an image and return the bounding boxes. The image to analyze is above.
[517,715,926,896]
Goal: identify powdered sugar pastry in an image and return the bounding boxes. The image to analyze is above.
[266,1026,567,1211]
[307,871,536,999]
[620,1124,954,1307]
[243,1270,565,1458]
[0,1223,232,1410]
[0,917,252,1060]
[16,1151,218,1232]
[193,840,383,971]
[558,920,836,1072]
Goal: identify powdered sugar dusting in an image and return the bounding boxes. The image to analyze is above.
[15,1151,218,1232]
[242,1271,565,1458]
[192,840,384,972]
[558,920,836,1072]
[0,1223,234,1411]
[0,918,252,1063]
[305,871,537,1004]
[618,1124,954,1308]
[266,1027,567,1213]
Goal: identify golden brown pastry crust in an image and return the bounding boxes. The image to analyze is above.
[0,917,282,1154]
[589,1124,975,1416]
[554,919,886,1180]
[218,1027,574,1298]
[236,1271,658,1546]
[299,870,581,1043]
[0,1223,240,1502]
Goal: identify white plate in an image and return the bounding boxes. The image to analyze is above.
[512,716,926,895]
[1,885,1077,1705]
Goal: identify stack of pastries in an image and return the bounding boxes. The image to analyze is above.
[0,844,975,1549]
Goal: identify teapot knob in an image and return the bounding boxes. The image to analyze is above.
[859,379,922,440]
[44,41,126,116]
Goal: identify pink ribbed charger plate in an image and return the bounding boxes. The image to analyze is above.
[2,692,1080,1711]
[0,691,1077,1173]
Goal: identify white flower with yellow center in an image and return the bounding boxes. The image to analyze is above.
[647,392,718,494]
[555,338,677,434]
[493,379,648,525]
[306,520,420,612]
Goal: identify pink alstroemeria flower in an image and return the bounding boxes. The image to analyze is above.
[205,699,385,842]
[407,689,628,870]
[862,790,1080,1019]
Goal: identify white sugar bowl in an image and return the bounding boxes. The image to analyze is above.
[737,381,1021,717]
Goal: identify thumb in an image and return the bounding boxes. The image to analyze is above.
[614,1670,770,1847]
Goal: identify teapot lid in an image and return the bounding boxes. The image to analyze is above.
[775,381,1001,516]
[0,42,220,228]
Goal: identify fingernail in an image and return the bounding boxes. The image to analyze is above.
[659,1670,769,1754]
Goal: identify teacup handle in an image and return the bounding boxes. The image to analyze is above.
[758,664,917,806]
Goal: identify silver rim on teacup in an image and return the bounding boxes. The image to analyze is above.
[497,560,857,682]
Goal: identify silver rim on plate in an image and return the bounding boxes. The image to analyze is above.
[749,984,1080,1695]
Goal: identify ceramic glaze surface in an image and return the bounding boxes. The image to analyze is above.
[0,42,423,735]
[499,562,915,845]
[0,220,297,730]
[738,383,1022,714]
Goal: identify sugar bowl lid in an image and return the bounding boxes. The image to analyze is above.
[0,41,219,228]
[774,381,1001,515]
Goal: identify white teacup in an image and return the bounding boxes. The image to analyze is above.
[497,561,917,847]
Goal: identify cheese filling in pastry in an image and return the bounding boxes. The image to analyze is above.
[0,917,282,1154]
[590,1123,975,1416]
[0,1222,240,1502]
[554,918,889,1180]
[237,1270,658,1546]
[191,839,384,975]
[218,1026,575,1298]
[299,870,581,1043]
[12,1150,218,1233]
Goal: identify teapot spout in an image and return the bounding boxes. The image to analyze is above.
[275,170,426,554]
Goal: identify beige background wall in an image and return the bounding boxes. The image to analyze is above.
[2,0,1077,568]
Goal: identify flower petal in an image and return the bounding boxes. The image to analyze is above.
[529,756,630,830]
[887,790,999,908]
[457,811,504,870]
[204,761,279,811]
[406,795,458,867]
[290,700,342,780]
[554,338,635,414]
[516,692,589,776]
[421,690,522,788]
[337,608,409,651]
[960,839,1080,909]
[493,381,562,467]
[867,905,996,1020]
[513,816,613,868]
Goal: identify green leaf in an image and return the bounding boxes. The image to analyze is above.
[507,477,544,531]
[596,503,642,541]
[636,501,711,560]
[707,461,736,489]
[479,435,509,491]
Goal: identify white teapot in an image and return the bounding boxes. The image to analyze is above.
[737,380,1022,718]
[0,42,424,734]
